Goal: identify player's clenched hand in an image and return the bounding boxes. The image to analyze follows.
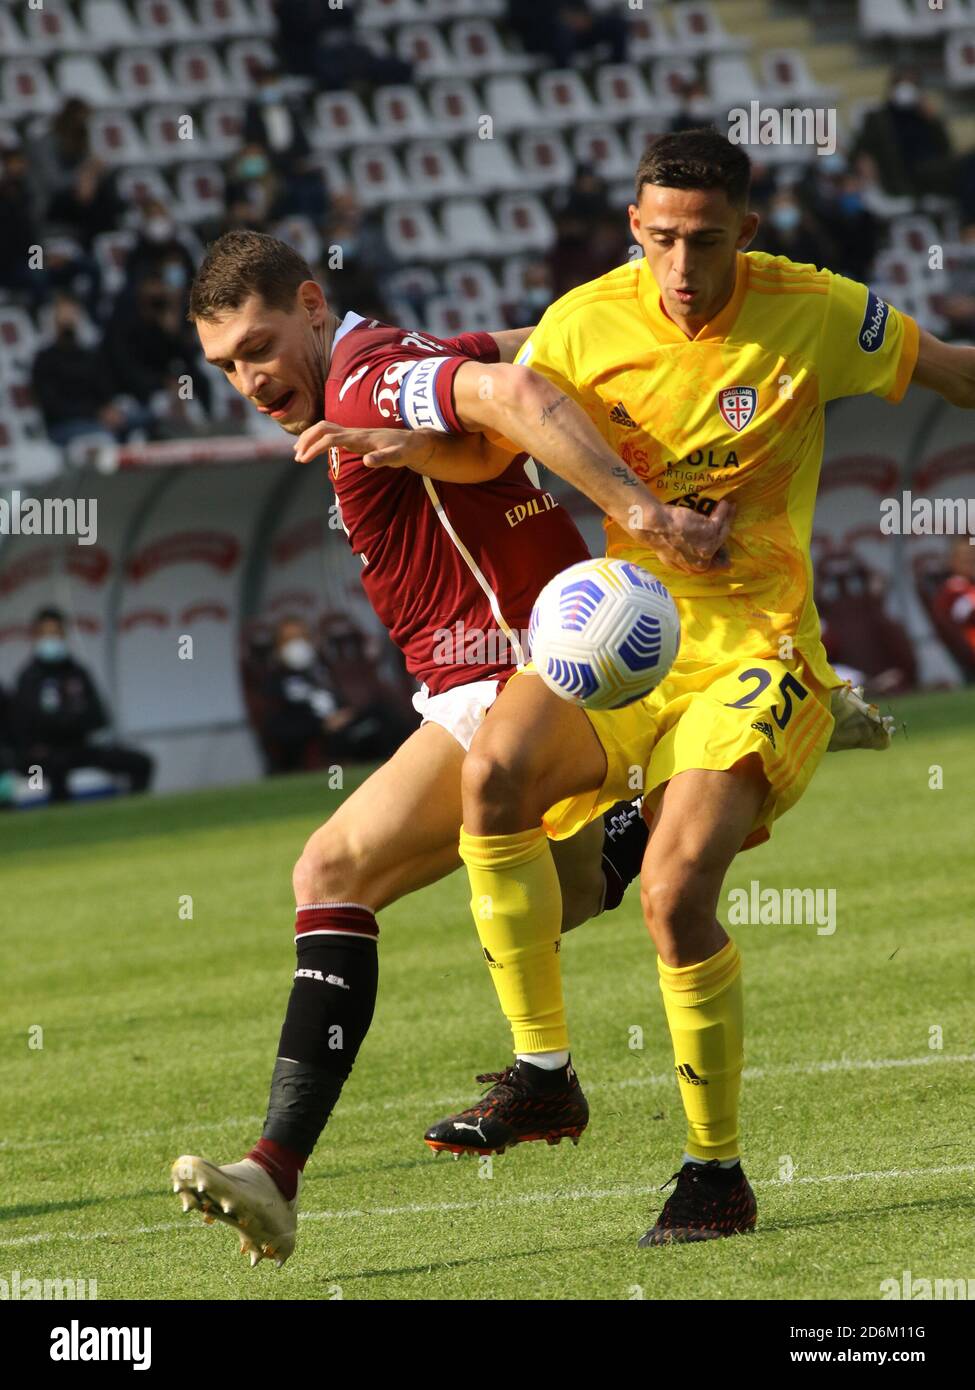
[631,498,736,573]
[293,421,434,470]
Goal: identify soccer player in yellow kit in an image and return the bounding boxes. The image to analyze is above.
[413,129,975,1245]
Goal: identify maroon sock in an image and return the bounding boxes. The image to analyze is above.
[246,1136,307,1201]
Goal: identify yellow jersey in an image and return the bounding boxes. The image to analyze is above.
[515,251,919,688]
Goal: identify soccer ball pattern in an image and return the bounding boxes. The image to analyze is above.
[529,558,681,710]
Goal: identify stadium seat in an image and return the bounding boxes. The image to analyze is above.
[648,59,699,114]
[758,49,837,104]
[872,250,924,290]
[449,20,531,76]
[887,215,943,256]
[427,80,483,137]
[76,0,143,52]
[395,24,456,79]
[440,197,502,256]
[174,163,227,222]
[143,105,196,163]
[115,166,175,210]
[200,99,246,159]
[317,154,351,195]
[247,0,276,38]
[2,375,45,441]
[373,86,433,143]
[270,216,322,266]
[460,135,526,192]
[671,3,748,54]
[348,147,411,208]
[134,0,198,46]
[0,60,60,120]
[310,91,377,150]
[481,76,543,132]
[92,229,137,296]
[945,30,975,87]
[23,4,90,56]
[53,55,121,109]
[114,50,173,108]
[0,307,39,374]
[536,70,600,127]
[385,265,441,307]
[627,8,679,61]
[857,0,946,38]
[170,45,232,101]
[572,125,633,184]
[442,260,502,309]
[383,203,450,262]
[515,132,574,191]
[224,39,279,94]
[0,9,31,58]
[403,141,468,199]
[593,64,658,120]
[705,55,759,109]
[196,0,256,40]
[88,110,151,166]
[495,193,557,254]
[423,296,496,338]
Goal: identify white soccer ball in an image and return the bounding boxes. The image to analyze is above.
[528,558,681,710]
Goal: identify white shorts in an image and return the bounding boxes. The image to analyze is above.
[412,677,502,751]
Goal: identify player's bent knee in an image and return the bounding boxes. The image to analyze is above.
[292,828,361,906]
[462,743,538,820]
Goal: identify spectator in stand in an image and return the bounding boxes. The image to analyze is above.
[243,65,329,222]
[549,165,630,299]
[510,258,555,327]
[320,192,392,318]
[0,142,48,309]
[930,538,975,681]
[504,0,628,68]
[817,553,917,695]
[10,608,154,804]
[852,68,971,210]
[25,98,123,247]
[101,272,211,426]
[122,199,198,293]
[259,616,359,774]
[757,189,839,271]
[273,0,411,90]
[30,293,153,448]
[224,144,283,231]
[808,154,880,283]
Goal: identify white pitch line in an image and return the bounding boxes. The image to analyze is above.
[2,1051,972,1155]
[0,1163,972,1251]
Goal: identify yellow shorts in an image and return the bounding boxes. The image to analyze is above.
[540,653,835,850]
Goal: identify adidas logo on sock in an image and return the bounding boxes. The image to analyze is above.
[676,1062,708,1086]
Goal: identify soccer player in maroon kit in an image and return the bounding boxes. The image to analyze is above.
[171,231,731,1266]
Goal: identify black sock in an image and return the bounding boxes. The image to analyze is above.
[600,799,649,911]
[262,910,379,1155]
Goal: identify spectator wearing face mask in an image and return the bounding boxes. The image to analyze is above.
[10,608,155,803]
[259,617,358,773]
[30,293,153,448]
[853,69,958,205]
[123,200,197,292]
[243,66,328,221]
[809,155,880,283]
[758,190,839,272]
[319,192,392,318]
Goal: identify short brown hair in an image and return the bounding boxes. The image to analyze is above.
[187,229,314,323]
[635,128,751,207]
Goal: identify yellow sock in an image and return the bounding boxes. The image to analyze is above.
[459,825,568,1055]
[657,939,743,1161]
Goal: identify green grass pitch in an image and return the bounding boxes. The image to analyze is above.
[2,690,972,1301]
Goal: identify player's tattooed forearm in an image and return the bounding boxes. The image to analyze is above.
[612,464,639,485]
[539,394,571,424]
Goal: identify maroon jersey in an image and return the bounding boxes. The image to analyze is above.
[323,312,589,695]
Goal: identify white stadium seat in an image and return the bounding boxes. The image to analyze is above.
[628,8,679,61]
[648,59,699,114]
[423,296,496,338]
[310,92,377,150]
[572,125,633,184]
[77,0,143,52]
[53,55,121,109]
[196,0,256,40]
[115,166,175,209]
[247,0,276,39]
[515,132,574,191]
[672,3,748,54]
[144,105,196,163]
[460,136,526,192]
[348,147,411,208]
[0,9,31,58]
[758,49,837,104]
[945,30,975,87]
[87,110,150,165]
[480,76,543,133]
[200,99,246,160]
[0,308,40,373]
[536,70,600,126]
[593,64,657,120]
[857,0,948,38]
[443,260,502,310]
[706,54,759,109]
[396,24,456,79]
[134,0,198,46]
[114,50,173,108]
[887,215,943,256]
[495,193,556,254]
[440,196,501,256]
[426,80,483,137]
[23,4,90,56]
[92,229,136,297]
[170,45,232,101]
[224,39,279,93]
[384,203,450,262]
[270,216,322,267]
[450,20,529,76]
[403,141,468,199]
[0,60,60,120]
[174,163,227,223]
[373,86,433,143]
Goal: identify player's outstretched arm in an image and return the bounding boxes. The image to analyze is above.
[910,329,975,407]
[449,360,734,573]
[294,422,515,483]
[489,327,535,363]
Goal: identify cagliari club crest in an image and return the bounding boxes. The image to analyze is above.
[717,386,757,432]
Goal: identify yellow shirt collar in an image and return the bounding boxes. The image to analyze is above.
[639,251,749,344]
